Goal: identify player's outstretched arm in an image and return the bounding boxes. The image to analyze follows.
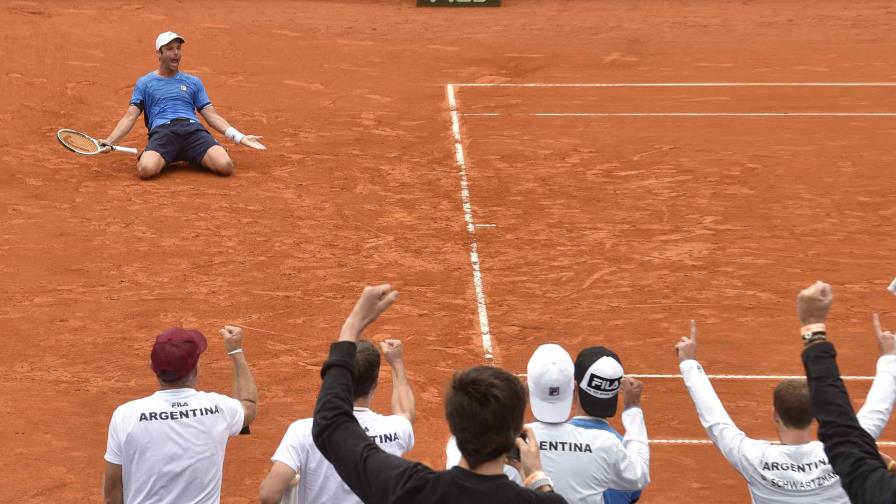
[99,105,142,152]
[199,105,266,150]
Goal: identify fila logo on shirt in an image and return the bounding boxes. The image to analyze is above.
[583,373,620,398]
[180,85,187,92]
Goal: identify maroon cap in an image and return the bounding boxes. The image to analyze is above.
[151,327,208,381]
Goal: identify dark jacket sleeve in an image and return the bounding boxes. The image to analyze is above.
[312,341,433,503]
[803,341,896,504]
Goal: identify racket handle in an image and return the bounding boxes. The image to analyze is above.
[112,146,139,155]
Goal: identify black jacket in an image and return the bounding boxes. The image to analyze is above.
[803,341,896,504]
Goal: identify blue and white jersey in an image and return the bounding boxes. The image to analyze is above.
[569,416,643,504]
[531,413,650,504]
[130,71,212,130]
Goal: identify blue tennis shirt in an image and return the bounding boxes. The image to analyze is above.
[130,72,212,131]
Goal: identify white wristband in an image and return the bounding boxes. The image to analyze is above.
[228,348,243,356]
[224,126,245,144]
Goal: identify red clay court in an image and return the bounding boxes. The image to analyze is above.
[2,1,896,502]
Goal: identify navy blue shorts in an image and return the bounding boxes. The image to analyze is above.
[144,119,219,166]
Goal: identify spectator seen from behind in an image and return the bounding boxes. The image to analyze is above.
[259,339,415,504]
[676,306,896,503]
[103,326,258,504]
[311,284,567,503]
[528,344,650,504]
[799,281,896,503]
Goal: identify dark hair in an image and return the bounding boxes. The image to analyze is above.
[352,340,381,400]
[445,366,527,469]
[773,378,813,429]
[156,369,195,387]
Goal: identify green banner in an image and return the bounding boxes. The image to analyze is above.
[417,0,501,6]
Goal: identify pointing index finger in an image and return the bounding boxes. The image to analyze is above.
[874,313,883,336]
[690,320,698,341]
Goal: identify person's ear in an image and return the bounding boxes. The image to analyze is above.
[773,410,780,425]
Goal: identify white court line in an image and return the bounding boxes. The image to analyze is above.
[651,439,896,446]
[447,84,494,360]
[456,82,896,88]
[462,112,896,117]
[516,373,874,380]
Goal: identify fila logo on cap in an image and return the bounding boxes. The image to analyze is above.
[549,386,560,397]
[583,373,621,398]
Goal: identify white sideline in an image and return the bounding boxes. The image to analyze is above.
[651,439,896,446]
[462,112,896,117]
[516,373,875,380]
[447,84,494,360]
[456,82,896,87]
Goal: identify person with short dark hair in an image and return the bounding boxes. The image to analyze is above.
[675,314,896,503]
[103,326,257,504]
[798,281,896,503]
[259,339,415,504]
[312,284,567,503]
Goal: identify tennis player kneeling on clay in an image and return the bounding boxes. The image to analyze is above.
[95,31,265,180]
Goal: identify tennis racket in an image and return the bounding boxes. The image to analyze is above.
[56,129,138,156]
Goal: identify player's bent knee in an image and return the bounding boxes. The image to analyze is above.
[202,146,234,176]
[136,155,165,179]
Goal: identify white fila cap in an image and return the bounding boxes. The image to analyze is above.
[527,344,575,423]
[155,31,185,51]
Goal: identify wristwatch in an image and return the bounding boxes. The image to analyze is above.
[802,330,827,345]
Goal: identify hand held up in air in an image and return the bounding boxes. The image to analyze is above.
[340,284,399,342]
[873,314,896,356]
[796,280,832,326]
[380,339,404,365]
[675,320,698,363]
[621,376,644,409]
[219,325,244,354]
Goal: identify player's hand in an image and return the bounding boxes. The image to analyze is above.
[380,339,404,365]
[621,376,644,409]
[797,281,833,326]
[97,138,113,154]
[873,314,896,356]
[340,284,399,342]
[240,135,266,150]
[676,320,698,362]
[219,325,244,353]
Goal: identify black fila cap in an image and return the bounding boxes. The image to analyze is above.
[574,346,624,418]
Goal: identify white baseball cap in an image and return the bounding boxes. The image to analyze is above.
[527,344,574,423]
[155,31,185,51]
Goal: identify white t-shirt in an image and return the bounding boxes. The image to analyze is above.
[530,413,650,504]
[444,436,523,484]
[104,388,245,504]
[680,356,896,504]
[273,407,414,504]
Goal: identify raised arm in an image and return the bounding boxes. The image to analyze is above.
[199,105,265,150]
[798,281,896,503]
[676,321,761,474]
[312,285,433,503]
[381,339,416,424]
[857,314,896,438]
[219,326,257,427]
[602,377,650,490]
[99,105,142,148]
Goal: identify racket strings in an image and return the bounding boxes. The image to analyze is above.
[59,131,99,154]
